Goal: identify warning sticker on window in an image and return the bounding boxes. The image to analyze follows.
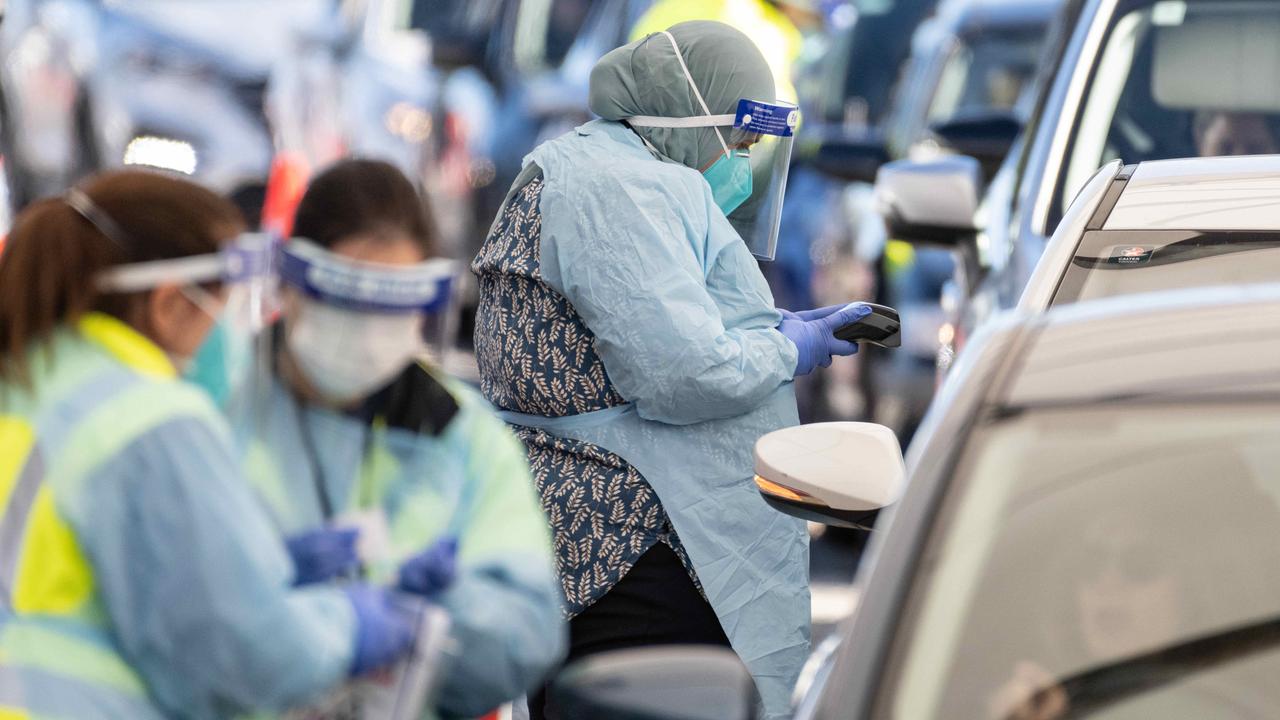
[1107,245,1154,266]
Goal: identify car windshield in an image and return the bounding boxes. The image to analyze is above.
[877,403,1280,719]
[1052,230,1280,305]
[1053,0,1280,225]
[926,29,1044,124]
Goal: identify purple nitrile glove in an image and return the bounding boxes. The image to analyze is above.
[777,302,873,376]
[397,537,459,598]
[778,304,852,322]
[344,585,416,677]
[285,526,360,586]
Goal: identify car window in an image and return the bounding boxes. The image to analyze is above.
[1054,0,1280,226]
[926,30,1043,124]
[405,0,504,37]
[816,0,940,127]
[511,0,594,75]
[1051,230,1280,305]
[876,403,1280,719]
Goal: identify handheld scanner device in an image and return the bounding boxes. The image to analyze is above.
[834,303,901,348]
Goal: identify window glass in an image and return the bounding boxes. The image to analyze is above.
[1052,231,1280,305]
[512,0,594,75]
[878,403,1280,719]
[1056,0,1280,221]
[926,32,1043,123]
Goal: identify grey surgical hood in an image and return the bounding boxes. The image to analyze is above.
[588,20,776,171]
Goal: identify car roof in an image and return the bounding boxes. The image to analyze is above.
[998,284,1280,408]
[1103,155,1280,232]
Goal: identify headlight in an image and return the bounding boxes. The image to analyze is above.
[124,136,197,175]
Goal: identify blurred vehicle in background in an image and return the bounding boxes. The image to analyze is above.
[555,283,1280,720]
[478,0,651,242]
[266,0,495,261]
[879,0,1280,378]
[0,0,333,222]
[777,0,938,424]
[799,0,1056,443]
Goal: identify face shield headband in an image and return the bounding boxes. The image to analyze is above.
[624,32,799,261]
[278,238,457,315]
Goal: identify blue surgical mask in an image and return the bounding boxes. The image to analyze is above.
[183,317,251,408]
[703,149,753,215]
[179,286,252,409]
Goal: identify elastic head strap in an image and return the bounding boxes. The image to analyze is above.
[66,189,133,251]
[634,30,732,159]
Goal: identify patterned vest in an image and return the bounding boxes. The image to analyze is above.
[472,170,699,614]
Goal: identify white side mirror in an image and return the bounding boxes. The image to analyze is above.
[754,422,905,529]
[874,156,981,246]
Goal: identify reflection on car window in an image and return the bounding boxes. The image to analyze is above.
[1056,0,1280,223]
[926,32,1042,123]
[1054,232,1280,305]
[513,0,594,75]
[879,404,1280,719]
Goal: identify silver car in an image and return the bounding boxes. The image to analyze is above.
[550,282,1280,720]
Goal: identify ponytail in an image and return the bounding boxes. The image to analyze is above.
[0,169,244,385]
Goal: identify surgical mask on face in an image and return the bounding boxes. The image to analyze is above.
[702,146,753,215]
[286,299,425,404]
[180,286,252,408]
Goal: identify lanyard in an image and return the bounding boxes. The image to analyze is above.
[289,391,378,522]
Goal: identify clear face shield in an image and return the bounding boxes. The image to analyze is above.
[623,31,799,261]
[95,231,278,420]
[724,99,799,261]
[278,239,459,405]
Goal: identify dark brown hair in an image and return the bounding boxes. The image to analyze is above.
[0,169,245,383]
[291,159,438,256]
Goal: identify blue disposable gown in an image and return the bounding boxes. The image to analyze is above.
[498,119,809,719]
[244,371,565,718]
[76,415,354,717]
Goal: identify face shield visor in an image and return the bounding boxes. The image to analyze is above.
[624,31,799,261]
[94,230,278,417]
[278,239,459,405]
[723,99,798,261]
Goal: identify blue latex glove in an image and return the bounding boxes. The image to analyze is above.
[398,537,459,598]
[285,527,360,586]
[777,302,874,376]
[344,585,417,677]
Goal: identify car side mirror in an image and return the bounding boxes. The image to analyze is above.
[874,156,982,247]
[799,130,891,184]
[754,422,905,530]
[928,110,1023,180]
[552,647,757,720]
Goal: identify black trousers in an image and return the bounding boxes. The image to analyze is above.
[529,542,731,720]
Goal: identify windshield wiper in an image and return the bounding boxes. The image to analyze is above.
[1006,615,1280,720]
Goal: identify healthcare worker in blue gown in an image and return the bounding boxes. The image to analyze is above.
[472,20,871,720]
[237,159,565,718]
[0,171,416,719]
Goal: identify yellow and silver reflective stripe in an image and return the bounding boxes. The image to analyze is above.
[0,659,159,719]
[0,365,139,611]
[0,622,147,697]
[0,449,43,612]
